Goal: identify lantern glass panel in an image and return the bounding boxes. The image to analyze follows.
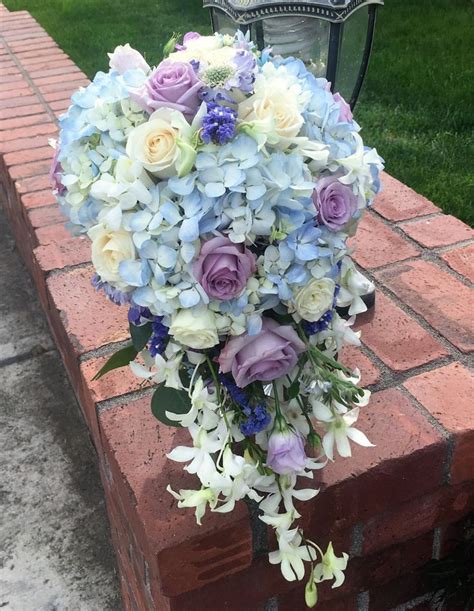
[211,8,240,36]
[262,16,330,78]
[335,7,369,100]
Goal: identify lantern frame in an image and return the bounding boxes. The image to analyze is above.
[204,0,384,108]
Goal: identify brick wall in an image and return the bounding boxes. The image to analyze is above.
[1,4,473,610]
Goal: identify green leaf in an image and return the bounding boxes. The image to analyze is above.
[285,380,300,401]
[92,344,138,381]
[129,322,152,351]
[151,385,192,427]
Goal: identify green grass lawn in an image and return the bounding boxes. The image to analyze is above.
[4,0,473,225]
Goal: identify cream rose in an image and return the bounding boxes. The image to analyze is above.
[294,278,336,322]
[88,224,135,287]
[238,76,304,146]
[126,107,195,178]
[169,308,219,349]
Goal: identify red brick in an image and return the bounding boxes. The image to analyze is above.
[43,90,75,103]
[99,395,252,598]
[0,75,27,91]
[404,363,474,484]
[313,388,446,529]
[16,47,65,60]
[4,145,53,166]
[0,103,46,121]
[376,260,474,353]
[0,86,32,102]
[354,292,448,372]
[47,265,129,354]
[0,94,40,111]
[51,99,70,114]
[28,206,64,228]
[1,134,51,155]
[375,173,440,221]
[349,212,420,269]
[362,483,474,555]
[15,173,51,194]
[29,65,83,79]
[39,79,89,94]
[80,355,142,404]
[400,214,473,248]
[9,159,52,180]
[21,190,56,209]
[9,40,58,53]
[0,113,51,132]
[0,121,56,143]
[20,54,70,67]
[34,236,91,272]
[339,345,381,386]
[441,243,474,283]
[34,71,88,87]
[369,569,431,610]
[35,223,72,246]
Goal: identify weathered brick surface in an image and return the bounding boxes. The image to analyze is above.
[376,259,474,353]
[400,214,474,248]
[1,6,473,610]
[441,242,474,283]
[349,211,420,269]
[404,363,474,484]
[354,291,448,372]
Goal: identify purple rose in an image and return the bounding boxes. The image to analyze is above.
[175,32,201,51]
[218,318,305,388]
[313,176,357,232]
[130,60,203,118]
[49,147,65,195]
[333,92,353,123]
[267,427,307,474]
[193,236,256,301]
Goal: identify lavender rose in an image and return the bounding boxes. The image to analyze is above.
[333,92,353,123]
[131,60,203,118]
[267,426,307,474]
[313,176,357,232]
[218,318,305,388]
[193,236,256,301]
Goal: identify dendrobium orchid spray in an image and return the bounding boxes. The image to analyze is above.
[51,31,383,606]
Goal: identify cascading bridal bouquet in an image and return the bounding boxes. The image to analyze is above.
[51,30,383,607]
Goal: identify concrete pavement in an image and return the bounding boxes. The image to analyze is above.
[0,202,121,610]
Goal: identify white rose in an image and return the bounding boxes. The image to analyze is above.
[294,278,336,322]
[108,44,150,74]
[169,308,219,349]
[238,75,304,146]
[88,224,135,287]
[126,107,195,178]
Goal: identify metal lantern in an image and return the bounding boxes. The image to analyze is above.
[203,0,383,109]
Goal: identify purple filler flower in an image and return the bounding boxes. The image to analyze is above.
[218,318,305,388]
[201,102,237,145]
[267,426,307,474]
[130,60,203,118]
[193,236,256,300]
[313,176,357,232]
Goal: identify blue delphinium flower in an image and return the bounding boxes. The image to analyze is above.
[201,102,237,145]
[219,374,271,436]
[149,318,169,357]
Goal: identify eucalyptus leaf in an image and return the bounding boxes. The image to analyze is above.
[129,321,152,351]
[151,385,192,427]
[92,344,138,381]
